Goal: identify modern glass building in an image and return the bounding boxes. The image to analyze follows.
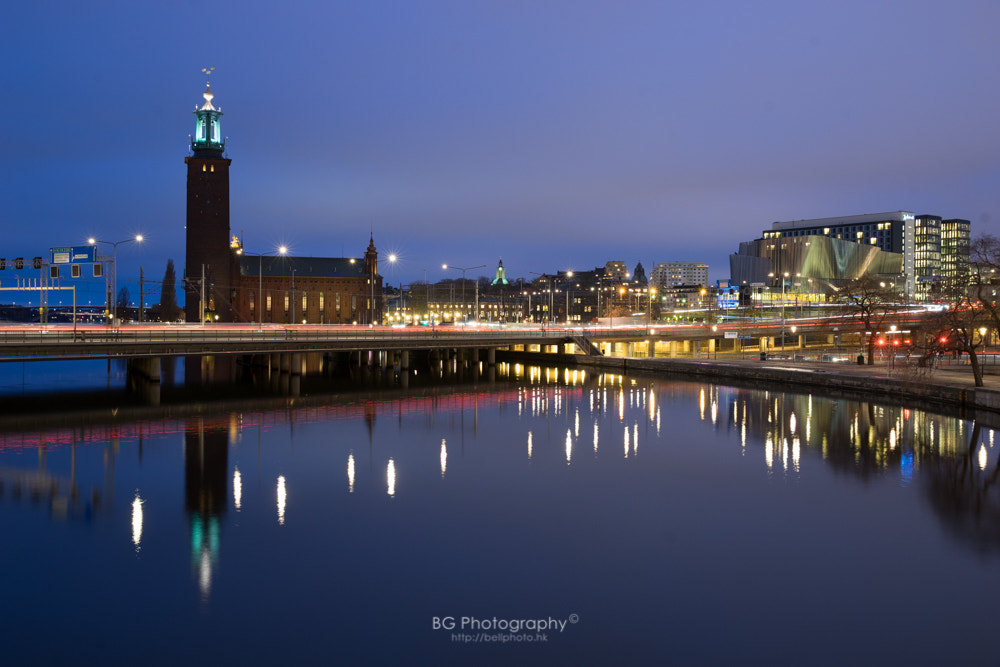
[731,211,970,300]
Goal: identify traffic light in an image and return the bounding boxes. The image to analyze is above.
[93,263,102,278]
[0,258,5,270]
[14,257,23,269]
[50,266,59,279]
[33,257,42,269]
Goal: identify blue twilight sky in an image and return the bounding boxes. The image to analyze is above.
[1,1,998,307]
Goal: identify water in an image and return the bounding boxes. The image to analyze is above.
[2,359,1000,665]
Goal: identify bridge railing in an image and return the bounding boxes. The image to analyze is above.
[0,324,600,347]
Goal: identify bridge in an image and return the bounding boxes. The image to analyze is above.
[0,318,882,362]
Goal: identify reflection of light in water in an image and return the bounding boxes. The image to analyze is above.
[277,476,287,525]
[624,427,630,458]
[575,409,580,438]
[387,459,396,496]
[710,397,717,425]
[131,493,143,550]
[782,437,788,471]
[699,388,705,420]
[565,429,572,464]
[593,421,599,454]
[979,444,988,471]
[527,432,533,460]
[618,389,625,421]
[649,390,656,422]
[789,412,796,433]
[889,429,896,451]
[440,439,447,477]
[348,454,355,493]
[741,421,746,452]
[233,468,242,511]
[199,549,212,599]
[633,423,638,455]
[792,437,800,471]
[765,434,774,469]
[900,451,914,485]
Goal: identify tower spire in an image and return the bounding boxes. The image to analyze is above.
[191,67,224,156]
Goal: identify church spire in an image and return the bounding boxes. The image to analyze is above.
[191,67,225,157]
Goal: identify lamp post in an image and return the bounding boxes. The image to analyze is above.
[290,268,297,324]
[241,246,287,324]
[564,271,574,324]
[443,264,485,322]
[781,271,789,352]
[89,235,142,325]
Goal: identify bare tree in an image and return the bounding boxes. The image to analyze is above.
[927,269,990,387]
[970,234,1000,335]
[837,276,902,365]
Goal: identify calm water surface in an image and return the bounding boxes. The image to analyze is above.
[3,358,999,665]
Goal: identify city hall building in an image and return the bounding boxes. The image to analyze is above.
[183,78,381,324]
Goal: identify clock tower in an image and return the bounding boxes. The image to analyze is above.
[184,70,234,322]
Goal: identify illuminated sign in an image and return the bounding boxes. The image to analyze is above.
[50,246,96,264]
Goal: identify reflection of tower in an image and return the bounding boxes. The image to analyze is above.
[184,418,228,601]
[184,72,234,323]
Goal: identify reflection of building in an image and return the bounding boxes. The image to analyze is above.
[729,211,970,300]
[183,77,382,323]
[185,418,228,600]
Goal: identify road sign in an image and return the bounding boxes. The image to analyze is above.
[50,246,96,264]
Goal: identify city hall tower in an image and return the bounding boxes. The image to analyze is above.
[184,70,234,322]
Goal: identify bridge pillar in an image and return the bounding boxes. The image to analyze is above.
[487,347,496,366]
[291,353,302,376]
[648,341,656,357]
[400,350,410,370]
[708,339,715,354]
[280,353,291,373]
[669,341,677,358]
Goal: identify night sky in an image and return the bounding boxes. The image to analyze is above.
[2,1,997,308]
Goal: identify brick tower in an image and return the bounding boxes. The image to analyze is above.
[184,70,234,322]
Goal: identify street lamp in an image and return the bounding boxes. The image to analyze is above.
[443,263,485,322]
[383,254,397,325]
[564,271,574,324]
[240,245,287,324]
[88,234,142,325]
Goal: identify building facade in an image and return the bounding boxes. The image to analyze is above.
[731,211,970,300]
[649,262,709,291]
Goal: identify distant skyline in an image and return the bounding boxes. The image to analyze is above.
[2,1,997,308]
